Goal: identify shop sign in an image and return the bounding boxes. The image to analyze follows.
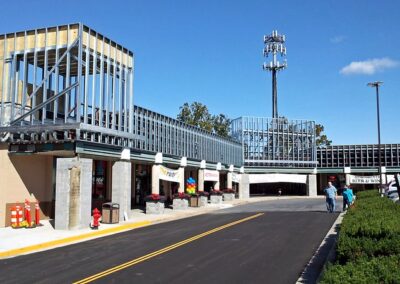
[159,166,180,182]
[204,169,219,182]
[349,175,379,184]
[232,173,241,183]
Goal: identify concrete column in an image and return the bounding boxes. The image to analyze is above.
[112,161,131,221]
[214,171,220,190]
[345,174,351,186]
[307,174,317,197]
[239,174,249,199]
[55,157,93,230]
[227,172,233,189]
[178,167,185,193]
[152,164,160,194]
[198,169,204,192]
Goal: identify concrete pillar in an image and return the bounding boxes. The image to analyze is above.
[307,174,317,197]
[239,174,249,199]
[112,161,131,221]
[55,157,93,230]
[345,174,351,186]
[198,169,204,192]
[214,172,220,190]
[227,172,233,189]
[151,164,160,194]
[178,167,185,193]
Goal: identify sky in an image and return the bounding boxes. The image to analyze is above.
[1,0,399,145]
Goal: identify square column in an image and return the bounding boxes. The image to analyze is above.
[307,174,317,197]
[152,164,160,194]
[178,167,185,193]
[227,172,233,189]
[239,174,249,199]
[55,157,93,230]
[198,169,204,192]
[112,161,132,221]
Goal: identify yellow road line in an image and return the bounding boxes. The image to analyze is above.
[74,213,264,284]
[0,221,151,259]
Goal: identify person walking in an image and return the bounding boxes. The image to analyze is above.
[324,182,337,213]
[342,184,354,211]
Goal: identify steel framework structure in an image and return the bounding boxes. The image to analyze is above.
[317,144,400,168]
[133,106,242,166]
[0,23,135,146]
[231,116,317,167]
[0,23,242,166]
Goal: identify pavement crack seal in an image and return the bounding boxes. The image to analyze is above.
[73,213,264,284]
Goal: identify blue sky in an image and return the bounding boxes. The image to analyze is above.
[2,0,399,145]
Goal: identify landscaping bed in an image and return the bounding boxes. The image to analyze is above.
[320,190,400,283]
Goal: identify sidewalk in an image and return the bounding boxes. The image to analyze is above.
[0,196,321,259]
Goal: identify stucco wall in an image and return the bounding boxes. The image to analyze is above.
[0,144,53,227]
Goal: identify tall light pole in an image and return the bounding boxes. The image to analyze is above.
[263,30,287,119]
[367,81,383,193]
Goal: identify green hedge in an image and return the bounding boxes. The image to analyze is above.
[320,190,400,283]
[320,255,400,284]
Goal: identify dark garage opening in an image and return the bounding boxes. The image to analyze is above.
[250,183,307,196]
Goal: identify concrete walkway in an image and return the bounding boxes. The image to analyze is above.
[0,196,324,259]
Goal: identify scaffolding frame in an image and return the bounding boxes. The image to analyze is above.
[231,116,317,167]
[0,23,135,146]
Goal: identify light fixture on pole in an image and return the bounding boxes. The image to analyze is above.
[367,81,383,193]
[263,30,287,119]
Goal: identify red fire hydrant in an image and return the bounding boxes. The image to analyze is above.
[91,208,101,230]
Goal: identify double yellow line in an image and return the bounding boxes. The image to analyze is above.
[74,213,264,284]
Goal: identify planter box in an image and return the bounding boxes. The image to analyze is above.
[190,196,200,207]
[146,201,165,214]
[199,196,208,207]
[173,198,189,210]
[210,195,223,204]
[223,193,235,201]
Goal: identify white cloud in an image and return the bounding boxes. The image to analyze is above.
[330,35,346,44]
[340,58,399,75]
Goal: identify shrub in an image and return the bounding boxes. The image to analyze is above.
[320,189,400,283]
[320,255,400,284]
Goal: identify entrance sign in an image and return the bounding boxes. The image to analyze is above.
[159,166,181,182]
[204,169,219,182]
[349,175,379,184]
[248,174,307,184]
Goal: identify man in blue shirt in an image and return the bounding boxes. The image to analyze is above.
[324,182,337,213]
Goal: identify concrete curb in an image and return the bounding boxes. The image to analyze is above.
[296,211,346,284]
[0,199,252,259]
[0,221,152,259]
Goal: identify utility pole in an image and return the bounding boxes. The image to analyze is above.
[263,30,287,119]
[367,81,383,194]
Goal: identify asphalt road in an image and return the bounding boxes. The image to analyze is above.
[0,198,339,284]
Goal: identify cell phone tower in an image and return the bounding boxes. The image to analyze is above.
[263,30,287,119]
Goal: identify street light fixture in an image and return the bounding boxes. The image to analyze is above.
[367,81,383,193]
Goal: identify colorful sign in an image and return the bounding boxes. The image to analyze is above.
[159,166,181,182]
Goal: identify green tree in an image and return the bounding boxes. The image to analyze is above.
[177,102,231,137]
[212,114,231,137]
[316,123,332,147]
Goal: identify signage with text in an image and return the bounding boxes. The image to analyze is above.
[159,166,181,182]
[349,175,379,184]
